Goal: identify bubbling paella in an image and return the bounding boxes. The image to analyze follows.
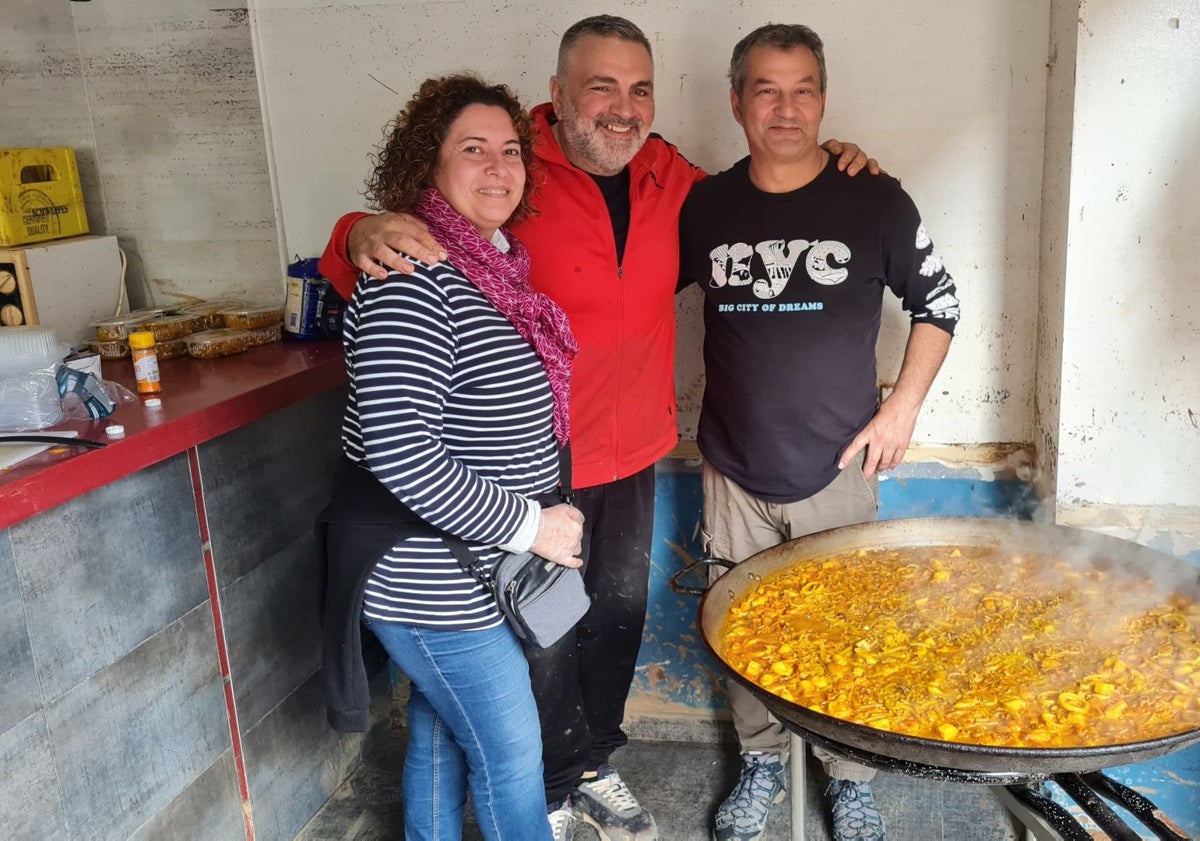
[720,546,1200,748]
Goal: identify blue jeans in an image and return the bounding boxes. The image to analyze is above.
[366,617,550,841]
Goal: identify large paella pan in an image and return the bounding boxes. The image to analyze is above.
[693,517,1200,776]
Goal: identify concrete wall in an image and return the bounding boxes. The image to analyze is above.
[248,0,1050,447]
[1039,3,1200,554]
[1057,2,1199,506]
[0,0,282,307]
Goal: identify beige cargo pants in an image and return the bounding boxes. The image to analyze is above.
[702,454,878,782]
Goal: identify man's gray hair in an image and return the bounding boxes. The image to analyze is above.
[728,24,827,99]
[557,15,653,77]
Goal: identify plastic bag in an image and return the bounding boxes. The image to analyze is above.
[0,367,63,431]
[57,365,136,420]
[0,363,137,431]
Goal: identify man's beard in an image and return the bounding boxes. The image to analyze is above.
[556,97,647,175]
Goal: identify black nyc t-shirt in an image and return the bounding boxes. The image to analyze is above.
[679,156,959,502]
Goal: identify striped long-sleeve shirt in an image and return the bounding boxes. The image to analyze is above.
[342,260,560,630]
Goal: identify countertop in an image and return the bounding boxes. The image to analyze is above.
[0,340,346,531]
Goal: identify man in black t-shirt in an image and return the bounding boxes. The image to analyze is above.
[678,24,959,841]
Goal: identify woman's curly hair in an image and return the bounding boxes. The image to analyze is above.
[365,74,538,226]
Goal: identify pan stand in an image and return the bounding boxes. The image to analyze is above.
[790,732,806,841]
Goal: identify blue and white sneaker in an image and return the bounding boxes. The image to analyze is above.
[712,752,787,841]
[826,778,886,841]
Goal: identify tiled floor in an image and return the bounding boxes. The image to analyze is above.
[296,724,1025,840]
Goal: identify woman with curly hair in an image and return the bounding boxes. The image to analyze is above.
[323,74,583,839]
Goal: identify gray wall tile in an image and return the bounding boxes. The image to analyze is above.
[11,454,207,701]
[45,604,229,840]
[201,388,343,587]
[222,537,322,733]
[242,671,366,841]
[0,712,68,840]
[127,751,244,841]
[0,530,39,733]
[199,391,342,733]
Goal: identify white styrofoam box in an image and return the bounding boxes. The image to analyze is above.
[0,235,125,346]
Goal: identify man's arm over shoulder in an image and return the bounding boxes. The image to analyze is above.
[318,212,371,300]
[646,132,708,186]
[318,211,448,298]
[821,139,883,177]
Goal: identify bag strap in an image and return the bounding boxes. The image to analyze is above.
[441,443,573,587]
[558,443,573,503]
[439,531,493,591]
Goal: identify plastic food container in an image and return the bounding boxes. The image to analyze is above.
[179,299,245,331]
[184,328,253,359]
[155,338,188,360]
[221,304,283,330]
[245,322,282,347]
[128,305,171,319]
[87,339,131,359]
[91,313,153,342]
[0,325,60,357]
[144,314,198,342]
[0,325,67,377]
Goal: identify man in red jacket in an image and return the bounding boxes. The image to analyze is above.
[319,15,875,841]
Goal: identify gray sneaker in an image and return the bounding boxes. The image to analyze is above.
[573,764,658,840]
[826,779,886,841]
[712,752,787,841]
[548,797,576,841]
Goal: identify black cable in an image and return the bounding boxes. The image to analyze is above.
[0,436,107,449]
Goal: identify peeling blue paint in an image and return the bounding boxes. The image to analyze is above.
[878,475,1038,521]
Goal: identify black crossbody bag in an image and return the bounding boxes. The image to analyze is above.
[438,446,590,648]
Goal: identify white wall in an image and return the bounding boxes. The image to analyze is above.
[6,1,1195,538]
[1055,2,1199,513]
[250,0,1050,445]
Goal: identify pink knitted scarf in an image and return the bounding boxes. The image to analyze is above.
[416,189,577,446]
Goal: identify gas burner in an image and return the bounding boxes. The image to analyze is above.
[793,728,1190,841]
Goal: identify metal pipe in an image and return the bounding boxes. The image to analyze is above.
[1078,772,1192,841]
[1005,785,1096,841]
[1052,774,1141,841]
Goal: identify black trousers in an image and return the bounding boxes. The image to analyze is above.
[524,465,656,805]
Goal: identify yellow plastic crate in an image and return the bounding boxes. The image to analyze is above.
[0,147,90,247]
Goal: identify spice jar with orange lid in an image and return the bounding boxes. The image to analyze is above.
[128,331,162,394]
